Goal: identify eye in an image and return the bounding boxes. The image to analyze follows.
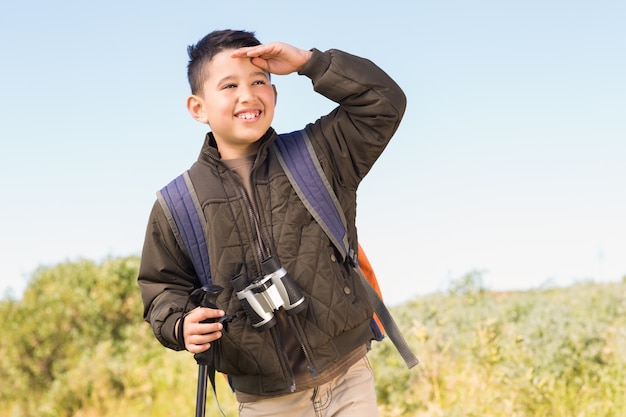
[221,83,237,90]
[252,79,267,86]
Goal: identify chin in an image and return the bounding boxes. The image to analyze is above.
[241,128,270,142]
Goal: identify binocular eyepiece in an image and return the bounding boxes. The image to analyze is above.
[231,256,307,332]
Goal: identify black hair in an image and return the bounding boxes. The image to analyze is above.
[187,29,261,94]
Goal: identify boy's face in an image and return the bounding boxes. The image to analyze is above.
[187,49,277,159]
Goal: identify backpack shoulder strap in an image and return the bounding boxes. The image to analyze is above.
[273,130,354,264]
[156,170,212,286]
[157,171,231,411]
[273,130,419,369]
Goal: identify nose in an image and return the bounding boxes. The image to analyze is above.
[238,84,256,103]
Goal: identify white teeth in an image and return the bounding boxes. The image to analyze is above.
[237,112,259,120]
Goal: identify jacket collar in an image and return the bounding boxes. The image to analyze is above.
[198,128,277,163]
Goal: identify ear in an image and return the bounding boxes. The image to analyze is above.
[272,84,278,105]
[186,94,209,124]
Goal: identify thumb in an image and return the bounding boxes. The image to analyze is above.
[250,56,270,72]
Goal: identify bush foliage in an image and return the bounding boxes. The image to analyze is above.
[1,259,625,416]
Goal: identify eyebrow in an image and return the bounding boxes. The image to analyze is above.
[216,71,270,86]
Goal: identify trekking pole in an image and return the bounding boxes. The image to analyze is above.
[190,285,233,417]
[195,362,209,417]
[194,333,230,417]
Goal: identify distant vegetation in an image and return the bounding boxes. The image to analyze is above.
[1,257,625,416]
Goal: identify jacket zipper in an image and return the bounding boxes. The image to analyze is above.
[238,184,266,264]
[235,170,298,392]
[271,326,297,392]
[224,150,317,392]
[287,315,319,378]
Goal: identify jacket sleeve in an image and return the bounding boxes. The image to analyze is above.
[137,201,199,350]
[298,48,407,188]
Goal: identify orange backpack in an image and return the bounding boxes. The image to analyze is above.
[357,244,385,336]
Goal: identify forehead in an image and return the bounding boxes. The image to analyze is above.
[202,49,268,84]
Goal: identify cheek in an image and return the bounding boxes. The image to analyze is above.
[264,93,277,112]
[208,98,233,120]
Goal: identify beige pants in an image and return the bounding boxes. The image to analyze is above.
[238,356,379,417]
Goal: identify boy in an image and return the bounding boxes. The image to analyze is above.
[138,29,406,416]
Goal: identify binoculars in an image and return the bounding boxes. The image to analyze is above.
[231,256,307,332]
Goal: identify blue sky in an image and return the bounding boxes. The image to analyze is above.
[1,0,625,305]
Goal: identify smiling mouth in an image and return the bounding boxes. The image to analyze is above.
[236,111,261,120]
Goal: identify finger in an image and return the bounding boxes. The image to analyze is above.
[183,312,223,340]
[188,329,222,345]
[249,57,271,72]
[187,307,225,324]
[187,340,213,354]
[201,308,226,321]
[187,320,223,339]
[230,45,269,58]
[185,329,223,353]
[198,321,224,334]
[230,46,254,58]
[234,43,283,59]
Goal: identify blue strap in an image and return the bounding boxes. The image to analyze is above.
[158,172,212,286]
[275,131,418,368]
[273,131,351,262]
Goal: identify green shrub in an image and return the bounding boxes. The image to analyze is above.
[2,258,625,416]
